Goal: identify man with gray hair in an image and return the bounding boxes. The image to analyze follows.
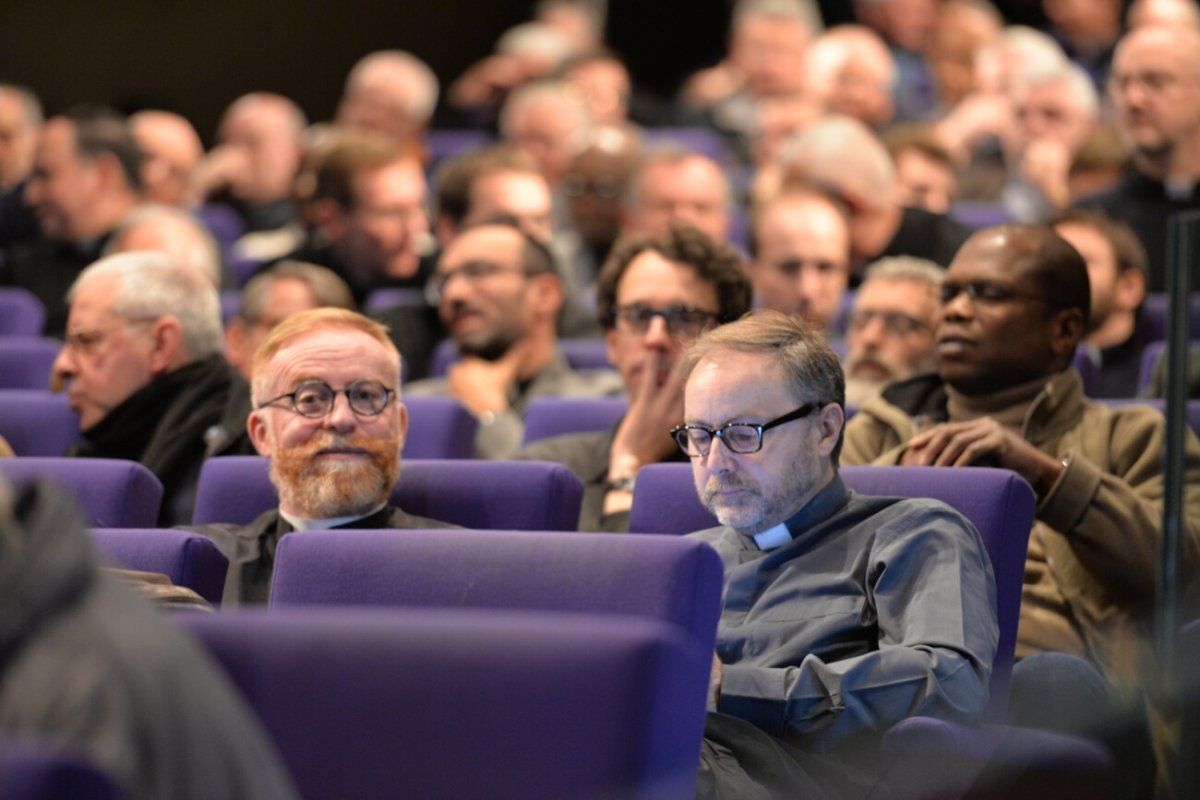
[336,50,440,148]
[105,202,224,287]
[678,309,995,797]
[843,256,943,406]
[52,251,232,525]
[777,114,969,277]
[499,78,594,191]
[622,148,732,244]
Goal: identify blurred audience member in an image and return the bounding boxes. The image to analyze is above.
[805,25,895,129]
[623,148,731,244]
[0,83,42,250]
[130,110,204,208]
[105,203,223,288]
[499,78,595,192]
[883,124,958,215]
[336,50,439,152]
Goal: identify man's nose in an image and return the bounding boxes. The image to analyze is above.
[642,315,674,349]
[321,392,359,432]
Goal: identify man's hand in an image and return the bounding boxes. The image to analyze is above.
[902,417,1064,496]
[708,653,723,712]
[445,347,523,418]
[1020,139,1072,210]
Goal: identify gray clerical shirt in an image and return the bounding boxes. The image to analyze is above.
[689,475,998,752]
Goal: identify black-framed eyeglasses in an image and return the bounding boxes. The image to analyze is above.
[425,260,530,306]
[613,304,720,340]
[670,402,826,457]
[847,309,927,335]
[938,280,1061,307]
[257,379,395,419]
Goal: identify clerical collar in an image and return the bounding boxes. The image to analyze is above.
[279,502,388,532]
[753,523,792,551]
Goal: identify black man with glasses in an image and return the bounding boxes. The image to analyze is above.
[842,227,1200,784]
[679,310,996,799]
[519,225,750,530]
[843,256,943,407]
[189,308,456,605]
[407,219,623,459]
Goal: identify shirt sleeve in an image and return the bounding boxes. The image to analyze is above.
[717,506,998,750]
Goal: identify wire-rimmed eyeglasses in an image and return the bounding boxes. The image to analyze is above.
[257,379,395,418]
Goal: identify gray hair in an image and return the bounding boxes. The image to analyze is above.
[345,50,440,125]
[860,256,945,288]
[1012,62,1099,120]
[240,261,356,323]
[0,83,42,129]
[499,79,595,157]
[777,115,896,205]
[105,204,222,287]
[733,0,824,36]
[69,251,223,360]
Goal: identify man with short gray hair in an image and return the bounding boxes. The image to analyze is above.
[105,202,224,287]
[52,251,232,525]
[337,50,440,147]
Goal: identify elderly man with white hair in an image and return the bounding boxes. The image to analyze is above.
[52,251,233,525]
[336,50,440,147]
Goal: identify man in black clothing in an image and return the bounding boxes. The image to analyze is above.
[1078,25,1200,291]
[1,107,142,336]
[52,251,232,526]
[190,308,456,605]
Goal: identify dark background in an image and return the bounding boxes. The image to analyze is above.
[0,0,1045,141]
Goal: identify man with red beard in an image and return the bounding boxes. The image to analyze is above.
[843,256,942,407]
[519,225,750,530]
[190,308,456,605]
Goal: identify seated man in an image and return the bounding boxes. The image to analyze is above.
[842,224,1200,679]
[678,310,997,798]
[519,225,750,531]
[407,218,623,459]
[53,251,232,526]
[843,256,943,407]
[189,308,456,605]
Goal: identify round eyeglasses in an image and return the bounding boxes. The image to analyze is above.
[257,380,395,418]
[670,402,827,457]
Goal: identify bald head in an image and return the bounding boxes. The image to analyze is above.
[218,93,307,207]
[131,110,204,206]
[338,50,439,143]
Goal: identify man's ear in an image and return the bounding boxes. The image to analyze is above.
[1113,268,1146,314]
[1050,307,1087,361]
[225,318,249,375]
[527,273,565,319]
[147,316,185,374]
[247,409,272,457]
[816,401,845,458]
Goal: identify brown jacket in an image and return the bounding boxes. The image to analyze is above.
[842,369,1200,674]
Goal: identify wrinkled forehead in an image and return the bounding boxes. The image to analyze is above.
[263,327,400,388]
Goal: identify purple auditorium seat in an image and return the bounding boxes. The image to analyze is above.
[1139,293,1200,342]
[0,288,47,336]
[424,129,495,166]
[192,456,583,530]
[401,395,478,458]
[0,337,61,390]
[431,337,614,376]
[180,608,707,800]
[271,528,722,656]
[0,458,163,528]
[0,739,123,800]
[629,462,1036,719]
[90,528,229,605]
[521,396,627,444]
[0,390,81,456]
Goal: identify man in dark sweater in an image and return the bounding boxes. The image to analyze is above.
[52,251,233,526]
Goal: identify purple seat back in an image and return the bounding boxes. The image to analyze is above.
[0,739,123,800]
[1140,293,1200,342]
[90,528,229,605]
[629,462,1036,718]
[0,337,60,390]
[425,129,495,165]
[192,456,583,530]
[180,608,706,800]
[0,458,163,528]
[402,395,478,458]
[0,288,46,336]
[271,528,723,656]
[0,390,81,456]
[521,396,627,444]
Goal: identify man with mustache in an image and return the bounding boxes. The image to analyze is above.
[843,256,943,407]
[406,218,623,459]
[678,310,996,798]
[518,224,750,531]
[190,308,456,605]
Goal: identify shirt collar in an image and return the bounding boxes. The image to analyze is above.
[279,502,388,532]
[752,523,792,551]
[781,474,850,541]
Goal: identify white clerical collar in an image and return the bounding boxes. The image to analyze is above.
[752,523,792,551]
[279,502,387,532]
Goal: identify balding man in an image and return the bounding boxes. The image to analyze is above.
[778,115,969,279]
[130,110,205,208]
[805,25,895,129]
[2,107,142,336]
[105,203,223,288]
[623,149,732,244]
[499,78,594,191]
[749,189,851,333]
[1079,24,1200,291]
[197,93,307,262]
[336,50,439,148]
